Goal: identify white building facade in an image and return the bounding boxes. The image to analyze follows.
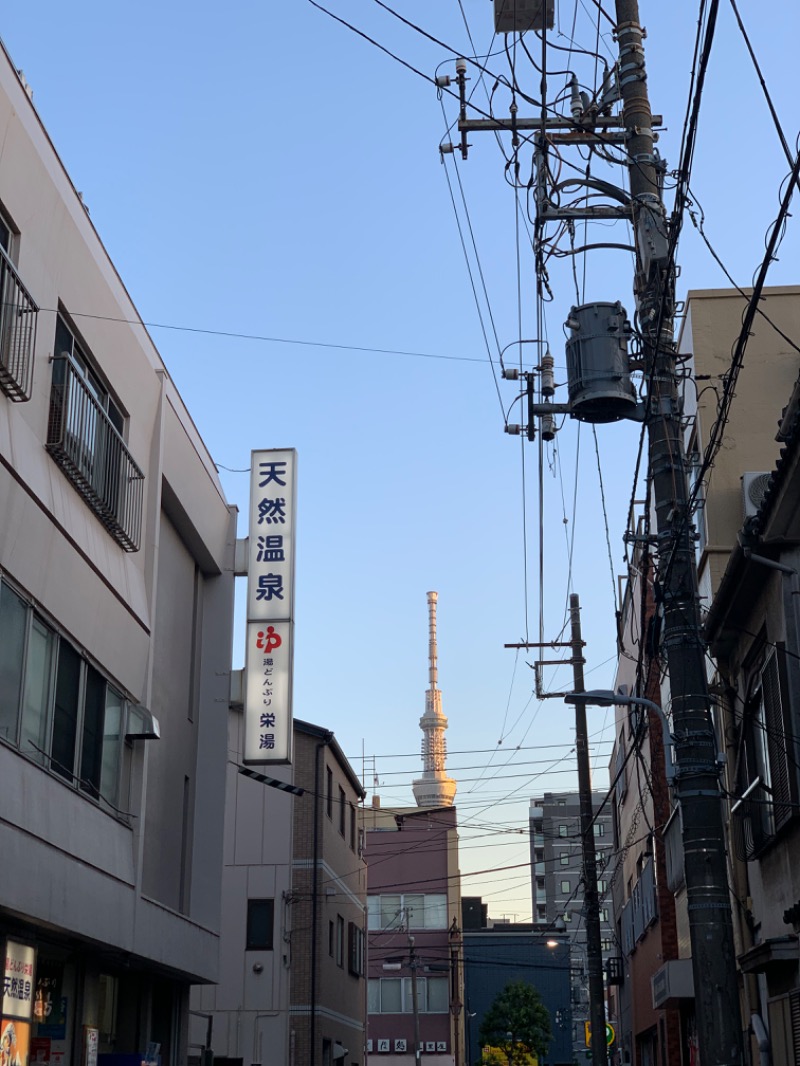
[0,38,236,1066]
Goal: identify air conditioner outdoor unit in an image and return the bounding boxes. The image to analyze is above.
[741,471,772,519]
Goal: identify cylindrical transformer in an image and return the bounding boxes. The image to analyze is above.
[564,301,638,422]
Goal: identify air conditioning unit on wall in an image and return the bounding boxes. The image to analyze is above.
[742,471,772,519]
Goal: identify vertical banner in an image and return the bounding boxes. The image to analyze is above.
[244,449,297,764]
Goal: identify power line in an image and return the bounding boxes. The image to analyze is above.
[39,307,486,365]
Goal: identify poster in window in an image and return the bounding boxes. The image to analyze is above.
[33,964,65,1040]
[0,1018,30,1066]
[3,944,35,1021]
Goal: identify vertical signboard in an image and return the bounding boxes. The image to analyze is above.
[244,449,297,764]
[2,940,36,1066]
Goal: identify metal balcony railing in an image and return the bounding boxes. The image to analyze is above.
[46,355,144,551]
[0,245,38,401]
[731,776,775,861]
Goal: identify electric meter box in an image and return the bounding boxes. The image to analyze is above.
[494,0,555,33]
[564,301,638,423]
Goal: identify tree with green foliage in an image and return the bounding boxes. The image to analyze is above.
[478,980,552,1065]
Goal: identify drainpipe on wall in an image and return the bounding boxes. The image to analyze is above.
[311,732,333,1066]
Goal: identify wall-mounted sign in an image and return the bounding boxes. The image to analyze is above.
[244,449,297,765]
[3,943,35,1021]
[83,1028,97,1066]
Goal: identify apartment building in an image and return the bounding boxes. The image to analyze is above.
[0,37,236,1066]
[529,792,614,1060]
[363,804,464,1066]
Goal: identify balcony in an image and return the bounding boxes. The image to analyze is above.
[46,355,144,551]
[0,246,38,401]
[731,776,775,861]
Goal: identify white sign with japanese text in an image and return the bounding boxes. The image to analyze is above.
[3,941,35,1020]
[244,449,296,764]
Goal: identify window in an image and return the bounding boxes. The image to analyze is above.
[367,977,449,1014]
[246,899,274,950]
[733,640,799,858]
[558,824,568,836]
[563,911,572,922]
[560,880,571,894]
[560,851,569,865]
[367,894,448,931]
[0,580,129,809]
[338,786,346,836]
[336,914,345,967]
[326,766,333,818]
[47,313,143,551]
[328,920,334,957]
[350,803,356,851]
[601,938,613,952]
[593,822,605,837]
[347,922,364,976]
[598,880,607,893]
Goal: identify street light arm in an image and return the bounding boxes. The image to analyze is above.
[564,689,675,784]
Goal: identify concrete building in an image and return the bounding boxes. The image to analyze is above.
[529,793,614,1060]
[703,345,800,1064]
[608,286,800,1066]
[608,552,681,1066]
[0,36,236,1066]
[363,804,464,1066]
[460,906,573,1066]
[193,718,367,1066]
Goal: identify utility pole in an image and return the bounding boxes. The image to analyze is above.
[614,3,743,1063]
[409,936,422,1066]
[569,594,607,1066]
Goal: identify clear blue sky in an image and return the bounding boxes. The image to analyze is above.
[3,1,799,918]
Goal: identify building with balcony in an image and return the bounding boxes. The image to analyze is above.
[704,364,800,1066]
[529,792,613,1059]
[608,286,800,1066]
[0,35,236,1066]
[363,804,464,1066]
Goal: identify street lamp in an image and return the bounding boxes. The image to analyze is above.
[563,689,675,784]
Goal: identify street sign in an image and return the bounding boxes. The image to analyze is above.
[584,1022,616,1048]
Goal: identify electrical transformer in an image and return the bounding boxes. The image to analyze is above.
[564,301,638,423]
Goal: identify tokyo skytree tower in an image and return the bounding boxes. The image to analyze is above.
[412,591,456,808]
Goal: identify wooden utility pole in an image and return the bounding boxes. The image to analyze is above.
[569,595,607,1066]
[613,3,744,1063]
